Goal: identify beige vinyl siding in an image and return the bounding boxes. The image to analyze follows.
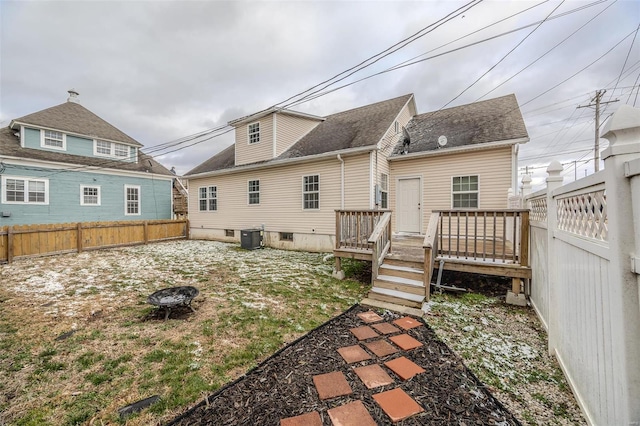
[343,153,373,209]
[275,114,321,157]
[389,146,513,233]
[235,115,274,166]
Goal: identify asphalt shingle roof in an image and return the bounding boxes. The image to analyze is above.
[13,102,142,146]
[391,94,528,156]
[0,126,172,175]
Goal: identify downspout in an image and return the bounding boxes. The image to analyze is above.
[512,144,519,191]
[337,154,344,209]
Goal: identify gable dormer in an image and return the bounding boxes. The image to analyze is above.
[229,108,324,166]
[9,90,142,164]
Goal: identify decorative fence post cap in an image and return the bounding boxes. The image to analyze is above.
[547,160,563,174]
[522,175,532,184]
[601,105,640,143]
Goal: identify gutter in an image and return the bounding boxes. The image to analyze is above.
[389,137,529,161]
[186,144,377,179]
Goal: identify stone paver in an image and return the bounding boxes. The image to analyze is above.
[280,411,323,426]
[393,316,423,330]
[353,364,394,389]
[337,345,372,364]
[363,339,398,357]
[371,322,401,335]
[312,371,352,400]
[357,310,384,323]
[384,356,426,380]
[327,400,377,426]
[349,325,379,341]
[389,333,423,351]
[373,388,424,422]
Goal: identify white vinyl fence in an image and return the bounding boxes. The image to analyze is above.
[524,105,640,426]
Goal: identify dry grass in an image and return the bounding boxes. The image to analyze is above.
[0,240,367,425]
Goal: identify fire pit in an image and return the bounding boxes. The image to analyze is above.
[147,286,199,320]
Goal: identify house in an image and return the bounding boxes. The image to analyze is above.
[0,90,177,225]
[184,93,528,252]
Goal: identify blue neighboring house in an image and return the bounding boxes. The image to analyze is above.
[0,90,176,226]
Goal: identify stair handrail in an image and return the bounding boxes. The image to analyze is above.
[174,178,189,197]
[422,212,440,302]
[367,211,392,281]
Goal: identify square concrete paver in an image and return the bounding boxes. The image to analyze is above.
[312,371,352,400]
[393,316,423,330]
[357,310,384,323]
[327,400,377,426]
[280,411,323,426]
[349,325,379,341]
[337,345,372,364]
[384,356,426,380]
[371,322,401,335]
[363,339,399,357]
[353,364,394,389]
[389,334,423,351]
[373,388,424,422]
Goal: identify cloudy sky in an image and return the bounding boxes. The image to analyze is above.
[1,0,638,188]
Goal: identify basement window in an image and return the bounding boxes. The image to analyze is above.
[225,229,234,237]
[280,232,293,242]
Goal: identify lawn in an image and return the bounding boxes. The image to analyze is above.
[0,240,368,425]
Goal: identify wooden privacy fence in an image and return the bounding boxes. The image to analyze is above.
[0,219,188,263]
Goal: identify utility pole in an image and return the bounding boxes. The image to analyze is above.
[578,90,618,172]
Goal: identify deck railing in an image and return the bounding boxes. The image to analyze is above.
[433,209,529,266]
[335,210,390,251]
[367,212,392,280]
[422,212,440,302]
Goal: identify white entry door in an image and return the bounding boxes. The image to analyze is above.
[397,177,421,233]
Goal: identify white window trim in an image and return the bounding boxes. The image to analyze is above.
[247,179,260,205]
[80,185,101,206]
[247,121,260,145]
[198,185,217,212]
[40,129,66,151]
[302,174,320,210]
[124,184,141,216]
[380,172,389,209]
[451,175,480,208]
[1,175,50,205]
[94,140,135,160]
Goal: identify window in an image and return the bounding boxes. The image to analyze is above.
[280,232,293,241]
[125,185,140,215]
[95,140,132,159]
[225,229,234,237]
[199,186,217,211]
[248,180,260,205]
[452,175,479,208]
[248,122,260,144]
[80,185,101,206]
[1,176,49,204]
[303,175,319,209]
[42,130,65,150]
[380,173,389,209]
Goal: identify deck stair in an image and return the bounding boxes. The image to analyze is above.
[368,257,426,309]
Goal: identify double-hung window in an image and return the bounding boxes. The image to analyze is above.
[96,140,111,155]
[248,180,260,205]
[248,122,260,144]
[199,186,217,211]
[380,173,389,209]
[1,176,49,204]
[114,143,129,158]
[124,185,141,215]
[42,130,65,150]
[452,175,479,208]
[303,175,319,209]
[95,140,131,159]
[80,185,101,206]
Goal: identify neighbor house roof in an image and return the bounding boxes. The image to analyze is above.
[228,107,325,126]
[186,94,414,176]
[391,94,528,157]
[10,101,142,147]
[0,126,173,176]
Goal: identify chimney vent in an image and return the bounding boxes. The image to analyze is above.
[67,89,80,103]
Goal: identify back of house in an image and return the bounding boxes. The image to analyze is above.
[185,93,528,252]
[0,90,175,226]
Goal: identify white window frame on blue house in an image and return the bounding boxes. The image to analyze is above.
[94,140,133,160]
[40,129,66,151]
[1,175,49,205]
[124,184,141,215]
[80,185,101,206]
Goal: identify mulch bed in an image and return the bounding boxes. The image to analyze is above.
[168,304,519,425]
